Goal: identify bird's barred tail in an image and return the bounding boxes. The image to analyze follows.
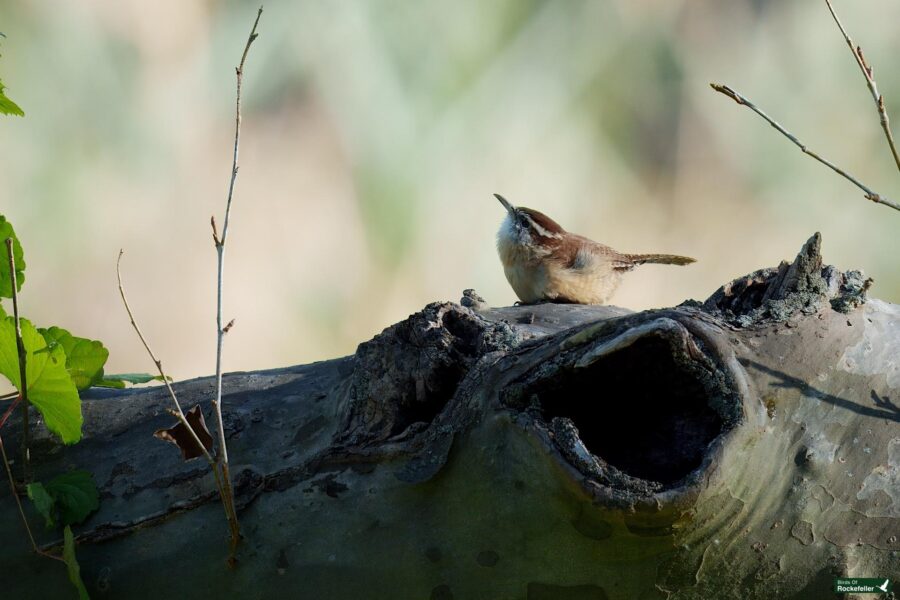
[626,253,696,266]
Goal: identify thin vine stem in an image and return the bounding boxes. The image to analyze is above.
[6,238,30,480]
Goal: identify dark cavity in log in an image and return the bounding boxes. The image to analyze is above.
[509,322,734,489]
[537,334,724,485]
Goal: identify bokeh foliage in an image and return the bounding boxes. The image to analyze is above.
[0,0,897,380]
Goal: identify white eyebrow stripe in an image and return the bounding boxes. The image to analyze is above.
[524,214,562,239]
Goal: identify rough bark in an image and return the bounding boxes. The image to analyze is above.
[2,233,898,599]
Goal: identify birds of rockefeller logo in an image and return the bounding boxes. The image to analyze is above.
[833,578,893,595]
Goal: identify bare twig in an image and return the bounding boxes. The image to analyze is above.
[824,0,900,173]
[114,7,262,564]
[6,238,30,479]
[212,6,263,560]
[218,7,263,252]
[710,83,900,213]
[115,251,217,467]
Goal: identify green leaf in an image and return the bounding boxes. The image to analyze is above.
[0,80,24,117]
[97,372,166,387]
[0,215,26,297]
[0,317,82,443]
[26,482,57,528]
[0,302,5,318]
[45,470,99,526]
[63,526,90,600]
[39,327,109,391]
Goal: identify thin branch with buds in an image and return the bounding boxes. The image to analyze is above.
[114,7,262,564]
[210,6,263,560]
[824,0,900,173]
[710,83,900,213]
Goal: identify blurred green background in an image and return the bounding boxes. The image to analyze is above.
[0,0,897,382]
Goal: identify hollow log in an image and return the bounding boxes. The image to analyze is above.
[2,233,898,599]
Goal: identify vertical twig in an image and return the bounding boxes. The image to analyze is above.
[212,6,263,560]
[5,238,29,480]
[824,0,900,173]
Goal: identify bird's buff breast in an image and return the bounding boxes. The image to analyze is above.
[502,261,549,304]
[500,257,619,306]
[499,239,620,304]
[498,237,548,303]
[546,266,619,304]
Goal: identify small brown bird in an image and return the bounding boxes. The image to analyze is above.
[494,194,696,305]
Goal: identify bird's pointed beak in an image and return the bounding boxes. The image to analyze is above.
[494,194,516,215]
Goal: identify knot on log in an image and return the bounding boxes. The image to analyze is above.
[338,302,519,447]
[703,232,872,325]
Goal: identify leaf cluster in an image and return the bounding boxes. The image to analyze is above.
[0,215,157,443]
[0,214,159,599]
